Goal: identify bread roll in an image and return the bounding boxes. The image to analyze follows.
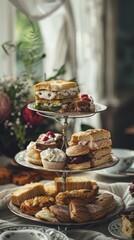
[11,182,45,206]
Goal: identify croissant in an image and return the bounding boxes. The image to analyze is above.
[20,196,55,215]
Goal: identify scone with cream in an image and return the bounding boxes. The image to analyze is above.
[40,148,66,170]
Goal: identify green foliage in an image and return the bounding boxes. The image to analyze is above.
[81,124,94,131]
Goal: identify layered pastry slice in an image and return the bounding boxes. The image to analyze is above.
[66,129,112,169]
[121,211,134,238]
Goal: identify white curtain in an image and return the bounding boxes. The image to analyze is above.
[8,0,105,130]
[0,0,15,76]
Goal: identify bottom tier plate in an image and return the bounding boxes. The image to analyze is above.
[8,190,124,228]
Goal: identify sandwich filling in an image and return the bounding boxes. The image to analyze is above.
[35,86,79,100]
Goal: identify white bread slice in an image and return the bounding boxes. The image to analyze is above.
[34,80,77,91]
[70,129,111,144]
[11,182,45,206]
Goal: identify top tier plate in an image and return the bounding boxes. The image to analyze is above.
[28,102,107,118]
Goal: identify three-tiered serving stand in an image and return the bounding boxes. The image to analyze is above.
[11,101,124,228]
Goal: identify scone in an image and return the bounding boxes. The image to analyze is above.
[40,148,66,170]
[66,144,91,170]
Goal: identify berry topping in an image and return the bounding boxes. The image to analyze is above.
[81,94,88,98]
[46,131,55,138]
[81,94,91,102]
[43,136,49,141]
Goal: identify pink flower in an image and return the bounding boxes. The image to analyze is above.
[22,106,43,125]
[0,93,11,122]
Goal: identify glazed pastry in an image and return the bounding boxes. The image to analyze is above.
[20,196,55,215]
[69,199,90,222]
[49,205,71,223]
[86,204,106,220]
[56,189,97,205]
[94,193,117,213]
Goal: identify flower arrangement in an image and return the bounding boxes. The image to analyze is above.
[0,74,55,157]
[0,64,69,158]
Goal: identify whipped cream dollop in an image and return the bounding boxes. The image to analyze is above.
[40,148,66,162]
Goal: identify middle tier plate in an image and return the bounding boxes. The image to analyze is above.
[14,150,119,173]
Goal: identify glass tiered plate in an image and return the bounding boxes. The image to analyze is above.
[14,150,119,173]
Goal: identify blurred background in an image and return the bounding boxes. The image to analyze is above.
[0,0,134,158]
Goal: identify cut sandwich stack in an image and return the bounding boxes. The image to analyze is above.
[33,79,95,113]
[34,79,79,112]
[66,129,112,170]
